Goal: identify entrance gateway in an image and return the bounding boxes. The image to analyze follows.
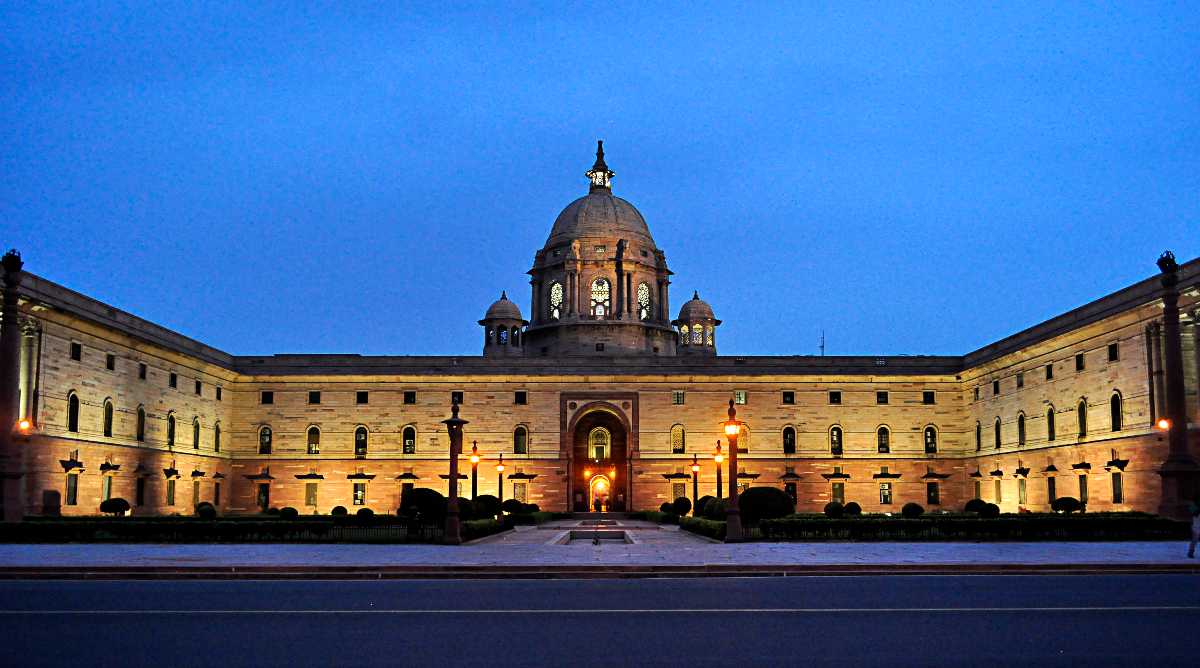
[562,394,638,513]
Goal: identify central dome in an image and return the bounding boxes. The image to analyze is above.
[545,191,656,249]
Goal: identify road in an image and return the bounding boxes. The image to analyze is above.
[0,575,1196,666]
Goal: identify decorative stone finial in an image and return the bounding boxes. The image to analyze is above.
[1157,250,1178,274]
[2,249,23,278]
[728,398,736,420]
[586,140,614,191]
[693,291,700,300]
[500,290,507,300]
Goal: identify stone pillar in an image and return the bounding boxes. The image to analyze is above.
[0,250,25,522]
[1151,322,1167,420]
[18,319,37,423]
[1145,324,1159,424]
[1155,251,1200,518]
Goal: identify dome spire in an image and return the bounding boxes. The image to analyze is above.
[586,140,614,192]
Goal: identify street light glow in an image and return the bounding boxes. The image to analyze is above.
[1156,418,1171,430]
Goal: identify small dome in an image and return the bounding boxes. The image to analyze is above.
[483,291,524,321]
[676,291,716,322]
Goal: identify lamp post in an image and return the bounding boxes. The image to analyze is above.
[690,454,700,514]
[496,454,505,519]
[713,441,724,499]
[469,441,480,500]
[1155,250,1200,518]
[442,401,468,545]
[722,399,745,542]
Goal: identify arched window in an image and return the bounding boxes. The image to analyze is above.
[136,406,146,442]
[102,399,114,438]
[485,327,494,346]
[691,327,703,344]
[192,417,200,449]
[258,426,272,454]
[830,426,843,455]
[671,424,686,454]
[307,426,320,454]
[588,427,610,461]
[402,426,416,454]
[354,426,368,458]
[706,326,714,346]
[679,325,690,345]
[549,282,563,320]
[993,418,1001,449]
[513,426,528,454]
[213,422,221,453]
[511,327,520,347]
[1017,413,1026,446]
[782,426,796,454]
[877,426,890,453]
[66,392,80,433]
[166,413,176,446]
[924,426,937,454]
[1077,399,1088,437]
[590,278,611,317]
[1046,406,1056,441]
[975,421,981,452]
[498,328,508,345]
[1110,392,1122,431]
[637,282,651,320]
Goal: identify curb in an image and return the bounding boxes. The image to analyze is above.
[1,563,1197,580]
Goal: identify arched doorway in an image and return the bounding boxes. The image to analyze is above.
[569,408,629,512]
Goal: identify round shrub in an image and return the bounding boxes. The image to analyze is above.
[695,495,715,516]
[660,501,673,514]
[703,498,726,521]
[843,502,862,516]
[265,507,280,516]
[672,496,692,516]
[525,503,540,513]
[399,487,446,521]
[500,498,524,514]
[964,499,987,514]
[356,507,374,518]
[1051,496,1083,514]
[980,503,1001,518]
[474,494,501,519]
[331,505,348,516]
[901,502,925,519]
[738,487,796,526]
[455,497,475,521]
[194,501,216,520]
[823,501,844,518]
[99,497,130,516]
[279,507,299,520]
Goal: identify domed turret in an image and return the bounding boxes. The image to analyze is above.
[672,292,720,355]
[478,291,527,358]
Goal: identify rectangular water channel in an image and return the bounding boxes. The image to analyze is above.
[555,529,634,545]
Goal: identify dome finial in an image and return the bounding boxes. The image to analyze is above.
[586,139,614,192]
[500,290,507,300]
[693,291,699,300]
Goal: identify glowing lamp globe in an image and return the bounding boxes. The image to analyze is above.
[1156,418,1171,431]
[17,419,31,432]
[724,422,739,437]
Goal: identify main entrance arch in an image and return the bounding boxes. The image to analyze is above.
[568,406,630,512]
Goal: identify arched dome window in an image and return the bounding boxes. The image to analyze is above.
[590,278,611,318]
[705,326,714,346]
[511,327,520,347]
[637,282,651,320]
[102,399,114,438]
[679,325,690,345]
[402,426,416,454]
[830,426,843,455]
[589,427,610,461]
[691,327,703,344]
[549,282,563,320]
[877,426,890,453]
[924,426,938,454]
[307,426,320,455]
[354,426,368,458]
[498,328,508,345]
[258,426,272,454]
[782,426,796,454]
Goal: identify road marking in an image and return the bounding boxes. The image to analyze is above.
[2,606,1198,615]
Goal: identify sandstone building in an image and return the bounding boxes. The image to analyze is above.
[1,143,1198,519]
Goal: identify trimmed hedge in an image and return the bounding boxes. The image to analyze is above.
[462,518,506,541]
[759,514,1188,541]
[680,516,726,540]
[507,511,555,526]
[738,487,795,526]
[0,516,448,543]
[643,510,680,525]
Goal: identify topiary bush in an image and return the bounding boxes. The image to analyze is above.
[99,497,130,516]
[331,505,348,516]
[901,502,925,518]
[399,488,446,522]
[525,503,540,513]
[455,497,475,521]
[1051,496,1083,514]
[695,495,715,516]
[265,507,280,516]
[672,496,692,516]
[660,501,673,514]
[356,507,374,518]
[964,499,987,514]
[279,507,299,520]
[703,498,727,521]
[473,494,501,519]
[980,503,1001,518]
[843,502,862,516]
[500,498,524,514]
[738,487,796,526]
[194,501,216,520]
[823,501,844,518]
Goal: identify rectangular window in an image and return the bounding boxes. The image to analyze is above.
[194,379,202,395]
[305,483,318,506]
[70,342,82,361]
[513,482,527,503]
[514,391,527,405]
[213,482,220,507]
[355,391,369,405]
[261,391,274,405]
[138,362,147,380]
[784,482,797,502]
[876,391,888,405]
[65,473,79,505]
[831,482,845,504]
[671,390,685,405]
[992,380,1000,396]
[926,482,940,506]
[308,391,321,405]
[256,483,270,512]
[215,386,222,401]
[1048,477,1057,503]
[1107,342,1119,362]
[135,477,145,506]
[672,482,686,501]
[829,391,842,405]
[353,482,367,505]
[403,391,416,405]
[973,387,980,401]
[1016,372,1024,389]
[1018,478,1027,505]
[192,480,200,505]
[994,479,1002,503]
[879,483,893,505]
[1045,363,1054,380]
[1078,474,1088,504]
[166,479,176,506]
[451,391,464,405]
[102,476,112,502]
[973,480,981,500]
[922,391,935,405]
[169,372,177,388]
[105,353,115,371]
[782,391,794,405]
[733,390,747,405]
[400,482,414,504]
[1075,353,1085,372]
[1111,471,1123,503]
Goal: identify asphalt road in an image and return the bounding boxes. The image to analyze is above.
[1,575,1197,667]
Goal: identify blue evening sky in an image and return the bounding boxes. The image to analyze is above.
[2,3,1197,356]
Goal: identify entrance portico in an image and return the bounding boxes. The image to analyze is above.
[562,394,638,513]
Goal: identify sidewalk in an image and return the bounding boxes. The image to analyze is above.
[0,521,1196,578]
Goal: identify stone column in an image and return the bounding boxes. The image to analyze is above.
[18,318,37,422]
[0,250,25,522]
[1150,322,1167,420]
[1145,324,1159,424]
[1155,251,1199,518]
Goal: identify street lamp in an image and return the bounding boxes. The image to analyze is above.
[722,399,745,542]
[713,441,724,499]
[469,440,481,500]
[441,400,468,545]
[690,453,700,514]
[496,454,505,518]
